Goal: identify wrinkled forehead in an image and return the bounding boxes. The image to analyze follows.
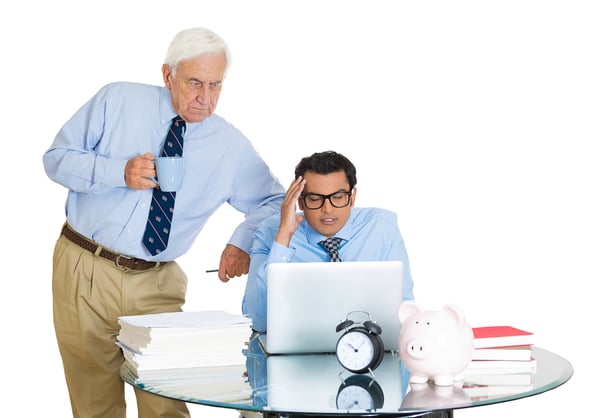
[173,53,227,79]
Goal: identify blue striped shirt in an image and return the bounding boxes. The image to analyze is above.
[43,82,285,261]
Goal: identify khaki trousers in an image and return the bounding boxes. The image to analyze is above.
[52,232,190,418]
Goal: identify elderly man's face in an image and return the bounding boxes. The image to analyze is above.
[162,52,227,123]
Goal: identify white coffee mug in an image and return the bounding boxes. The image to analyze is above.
[154,156,184,192]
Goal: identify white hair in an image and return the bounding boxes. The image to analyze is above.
[164,27,232,77]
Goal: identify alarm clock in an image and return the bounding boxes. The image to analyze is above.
[335,311,385,374]
[336,374,384,411]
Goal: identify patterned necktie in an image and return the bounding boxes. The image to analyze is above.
[320,237,342,262]
[143,117,186,255]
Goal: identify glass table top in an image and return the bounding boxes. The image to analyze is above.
[120,335,573,417]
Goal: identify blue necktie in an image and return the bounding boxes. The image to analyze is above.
[143,117,185,255]
[320,237,342,262]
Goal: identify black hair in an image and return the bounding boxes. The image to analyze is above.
[294,150,357,189]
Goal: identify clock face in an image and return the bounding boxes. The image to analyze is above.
[336,384,374,410]
[336,330,375,372]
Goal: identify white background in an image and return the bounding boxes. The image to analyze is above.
[2,1,597,416]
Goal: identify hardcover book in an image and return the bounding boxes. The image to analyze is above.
[472,326,534,349]
[465,357,537,375]
[471,345,532,361]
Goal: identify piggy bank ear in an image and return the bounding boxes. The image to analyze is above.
[398,300,424,324]
[441,304,466,327]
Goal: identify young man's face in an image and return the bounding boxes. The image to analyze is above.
[298,169,356,237]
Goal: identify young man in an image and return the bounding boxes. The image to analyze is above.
[242,150,414,333]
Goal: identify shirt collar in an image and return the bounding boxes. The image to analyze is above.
[159,87,178,125]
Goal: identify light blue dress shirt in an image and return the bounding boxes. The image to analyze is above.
[242,207,415,332]
[43,82,285,261]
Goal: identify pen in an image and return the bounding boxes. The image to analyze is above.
[206,269,219,273]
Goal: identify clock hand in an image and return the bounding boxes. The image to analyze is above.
[345,342,358,351]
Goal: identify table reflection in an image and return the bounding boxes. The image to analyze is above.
[244,331,469,416]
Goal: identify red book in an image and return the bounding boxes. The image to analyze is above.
[472,326,534,349]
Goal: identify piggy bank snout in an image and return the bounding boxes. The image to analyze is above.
[404,339,430,359]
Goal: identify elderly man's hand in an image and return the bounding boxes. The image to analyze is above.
[217,244,250,282]
[125,152,157,190]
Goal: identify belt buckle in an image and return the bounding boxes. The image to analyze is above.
[115,254,132,270]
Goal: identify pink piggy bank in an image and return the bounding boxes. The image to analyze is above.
[398,301,474,386]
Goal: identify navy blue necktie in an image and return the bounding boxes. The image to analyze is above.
[143,117,185,255]
[320,237,342,262]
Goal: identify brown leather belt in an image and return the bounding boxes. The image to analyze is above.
[61,224,169,271]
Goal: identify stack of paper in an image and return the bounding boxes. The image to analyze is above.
[117,310,252,380]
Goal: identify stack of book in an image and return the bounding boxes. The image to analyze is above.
[463,325,535,399]
[117,310,253,402]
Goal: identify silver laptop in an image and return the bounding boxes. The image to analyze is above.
[262,261,404,354]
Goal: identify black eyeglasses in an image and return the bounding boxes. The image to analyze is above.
[300,191,352,210]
